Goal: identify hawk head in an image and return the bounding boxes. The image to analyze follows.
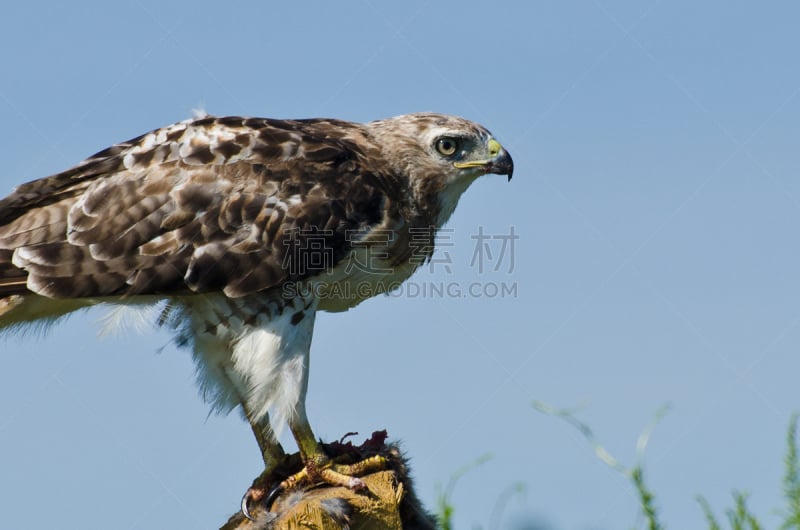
[365,113,514,224]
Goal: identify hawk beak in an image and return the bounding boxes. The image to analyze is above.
[485,138,514,182]
[488,147,514,182]
[453,139,514,181]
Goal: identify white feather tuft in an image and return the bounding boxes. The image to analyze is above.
[98,301,165,337]
[191,106,209,119]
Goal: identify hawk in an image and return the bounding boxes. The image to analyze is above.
[0,113,513,516]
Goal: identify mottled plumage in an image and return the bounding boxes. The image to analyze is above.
[0,112,513,514]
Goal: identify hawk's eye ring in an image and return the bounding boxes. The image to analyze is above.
[435,137,459,157]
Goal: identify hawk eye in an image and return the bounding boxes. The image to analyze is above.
[435,137,459,157]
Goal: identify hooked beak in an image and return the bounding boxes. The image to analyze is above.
[488,147,514,182]
[454,138,514,181]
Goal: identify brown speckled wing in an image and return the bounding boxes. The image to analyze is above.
[0,116,394,299]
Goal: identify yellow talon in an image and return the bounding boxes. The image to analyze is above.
[279,466,309,490]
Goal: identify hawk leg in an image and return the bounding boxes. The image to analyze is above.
[239,408,291,520]
[244,407,285,468]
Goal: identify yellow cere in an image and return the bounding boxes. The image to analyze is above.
[488,138,501,158]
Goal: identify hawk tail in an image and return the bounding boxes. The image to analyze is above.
[0,249,29,318]
[0,293,91,334]
[0,253,89,333]
[0,256,28,296]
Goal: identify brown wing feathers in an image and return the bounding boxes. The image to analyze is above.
[0,116,390,300]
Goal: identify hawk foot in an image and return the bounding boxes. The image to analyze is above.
[241,431,391,521]
[282,454,387,490]
[241,455,388,520]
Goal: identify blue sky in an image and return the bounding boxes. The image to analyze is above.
[1,1,799,529]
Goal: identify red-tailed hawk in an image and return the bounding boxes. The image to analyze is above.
[0,113,513,517]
